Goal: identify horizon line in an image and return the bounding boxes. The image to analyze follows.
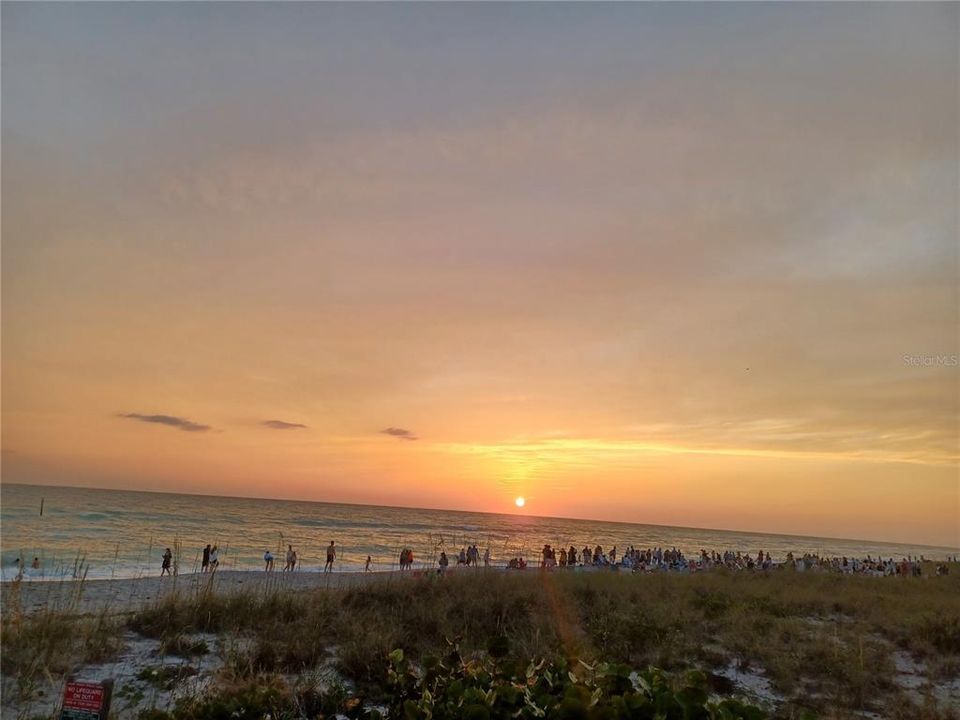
[3,480,957,553]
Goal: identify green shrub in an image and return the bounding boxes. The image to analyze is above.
[379,645,768,720]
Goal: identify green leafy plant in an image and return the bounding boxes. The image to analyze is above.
[377,642,768,720]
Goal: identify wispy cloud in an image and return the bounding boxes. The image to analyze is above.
[119,413,211,433]
[262,420,308,430]
[381,427,418,441]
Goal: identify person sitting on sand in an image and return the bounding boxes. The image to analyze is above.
[161,548,173,576]
[202,544,211,573]
[324,541,336,573]
[264,550,274,572]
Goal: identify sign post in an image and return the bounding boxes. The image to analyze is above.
[59,679,113,720]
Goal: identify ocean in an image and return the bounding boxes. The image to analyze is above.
[1,483,956,581]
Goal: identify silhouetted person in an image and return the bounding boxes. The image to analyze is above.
[324,541,336,572]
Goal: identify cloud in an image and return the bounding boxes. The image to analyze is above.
[119,413,211,432]
[262,420,308,430]
[381,427,418,441]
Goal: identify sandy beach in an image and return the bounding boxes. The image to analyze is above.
[1,569,417,615]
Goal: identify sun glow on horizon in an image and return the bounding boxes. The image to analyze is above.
[515,496,526,508]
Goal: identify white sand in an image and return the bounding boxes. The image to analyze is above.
[1,568,439,615]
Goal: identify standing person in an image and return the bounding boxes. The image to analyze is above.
[284,545,295,571]
[202,544,211,573]
[264,550,274,572]
[209,545,219,572]
[438,551,449,574]
[483,547,490,567]
[324,541,336,573]
[161,548,173,576]
[365,555,372,572]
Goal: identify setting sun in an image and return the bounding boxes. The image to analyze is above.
[515,497,526,508]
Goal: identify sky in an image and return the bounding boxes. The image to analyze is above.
[2,3,958,548]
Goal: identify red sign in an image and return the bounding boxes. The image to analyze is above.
[63,682,104,711]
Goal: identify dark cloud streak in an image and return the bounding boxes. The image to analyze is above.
[381,427,418,441]
[119,413,211,432]
[262,420,308,430]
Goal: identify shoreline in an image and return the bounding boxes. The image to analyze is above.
[1,568,438,614]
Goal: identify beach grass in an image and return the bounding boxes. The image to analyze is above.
[2,567,959,719]
[1,575,126,708]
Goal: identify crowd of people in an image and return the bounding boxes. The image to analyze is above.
[783,552,934,577]
[454,545,489,566]
[150,540,955,579]
[522,544,945,577]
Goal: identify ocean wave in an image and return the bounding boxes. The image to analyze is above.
[78,512,114,521]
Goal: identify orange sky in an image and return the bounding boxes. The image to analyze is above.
[2,3,958,548]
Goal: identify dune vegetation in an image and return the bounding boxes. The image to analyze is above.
[2,566,959,719]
